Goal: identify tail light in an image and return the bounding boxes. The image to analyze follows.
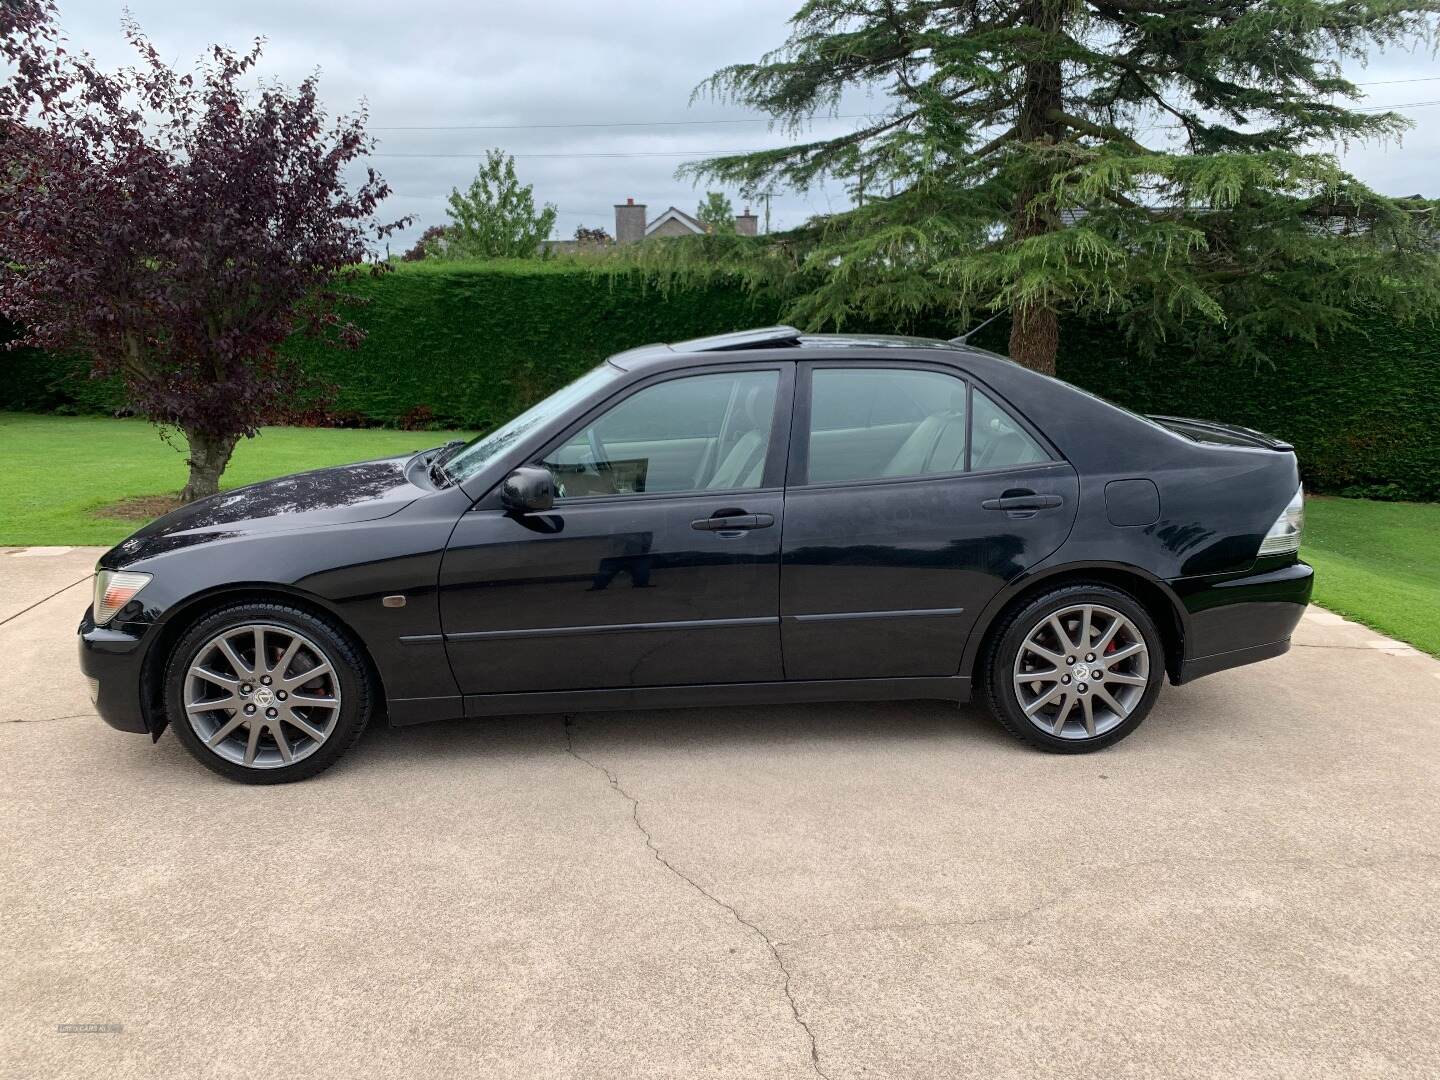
[93,569,152,625]
[1258,485,1304,556]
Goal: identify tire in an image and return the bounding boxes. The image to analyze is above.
[979,583,1164,754]
[165,601,373,784]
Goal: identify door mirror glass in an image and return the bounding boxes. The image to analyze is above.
[500,466,555,513]
[542,369,780,498]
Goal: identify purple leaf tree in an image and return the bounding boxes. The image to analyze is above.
[1,7,406,501]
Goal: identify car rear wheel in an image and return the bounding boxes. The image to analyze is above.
[166,602,372,783]
[980,584,1164,753]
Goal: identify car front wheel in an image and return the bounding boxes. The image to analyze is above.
[981,584,1164,753]
[166,602,372,783]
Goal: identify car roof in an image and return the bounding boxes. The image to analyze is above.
[607,325,991,372]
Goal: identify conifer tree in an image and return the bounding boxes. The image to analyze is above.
[677,0,1440,372]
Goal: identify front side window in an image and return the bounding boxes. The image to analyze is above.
[806,368,969,484]
[542,370,780,498]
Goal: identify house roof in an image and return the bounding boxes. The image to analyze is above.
[644,206,706,235]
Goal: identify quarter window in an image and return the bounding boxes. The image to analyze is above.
[542,370,779,497]
[971,389,1049,469]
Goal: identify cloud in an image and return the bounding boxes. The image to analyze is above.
[48,1,1440,253]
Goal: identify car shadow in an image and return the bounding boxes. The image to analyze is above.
[337,675,1226,777]
[347,697,1018,770]
[127,682,1216,785]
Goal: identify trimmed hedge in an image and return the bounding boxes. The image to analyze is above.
[284,261,794,433]
[0,261,786,429]
[1056,319,1440,502]
[2,260,1437,499]
[0,322,105,412]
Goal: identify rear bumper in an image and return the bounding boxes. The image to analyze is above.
[77,610,152,735]
[1171,560,1313,684]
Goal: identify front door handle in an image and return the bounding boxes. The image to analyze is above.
[691,512,775,532]
[981,493,1063,512]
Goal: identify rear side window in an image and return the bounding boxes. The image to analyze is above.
[971,389,1049,470]
[806,368,968,483]
[802,369,1051,484]
[809,369,930,430]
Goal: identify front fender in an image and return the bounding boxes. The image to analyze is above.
[107,490,471,732]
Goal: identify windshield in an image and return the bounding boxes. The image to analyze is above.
[441,363,621,485]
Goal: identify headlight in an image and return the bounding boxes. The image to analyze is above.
[1258,485,1304,556]
[92,569,152,626]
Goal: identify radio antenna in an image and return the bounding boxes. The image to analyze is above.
[949,310,1005,345]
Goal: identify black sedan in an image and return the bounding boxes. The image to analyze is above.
[80,327,1312,783]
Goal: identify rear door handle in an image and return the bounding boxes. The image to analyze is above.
[981,494,1063,511]
[691,512,775,532]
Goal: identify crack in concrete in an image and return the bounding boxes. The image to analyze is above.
[1,711,96,726]
[0,574,91,628]
[562,717,831,1080]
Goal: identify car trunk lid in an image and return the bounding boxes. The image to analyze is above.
[1147,415,1294,452]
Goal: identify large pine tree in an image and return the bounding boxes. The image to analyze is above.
[675,0,1440,373]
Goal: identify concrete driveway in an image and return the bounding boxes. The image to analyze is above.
[3,545,1438,1080]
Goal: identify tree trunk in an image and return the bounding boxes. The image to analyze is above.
[1006,0,1065,376]
[1009,302,1060,376]
[180,429,239,503]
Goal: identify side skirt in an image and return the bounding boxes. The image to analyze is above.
[388,677,971,727]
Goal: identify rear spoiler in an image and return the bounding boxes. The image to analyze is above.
[1148,415,1294,452]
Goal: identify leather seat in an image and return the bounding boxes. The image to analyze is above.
[881,388,968,477]
[974,430,1029,470]
[707,386,770,489]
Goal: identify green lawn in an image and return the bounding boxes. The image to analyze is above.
[0,412,470,547]
[3,414,1437,656]
[1301,496,1440,658]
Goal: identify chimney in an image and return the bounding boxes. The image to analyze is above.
[614,197,647,245]
[735,207,759,237]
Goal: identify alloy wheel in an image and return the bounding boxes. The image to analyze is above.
[1012,603,1150,741]
[183,623,343,769]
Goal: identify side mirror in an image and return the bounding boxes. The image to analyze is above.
[500,466,555,513]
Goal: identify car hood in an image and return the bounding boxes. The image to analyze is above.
[104,454,426,565]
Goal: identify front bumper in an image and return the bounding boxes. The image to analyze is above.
[77,609,152,735]
[1171,560,1314,684]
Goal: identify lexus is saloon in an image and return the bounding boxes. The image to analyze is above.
[80,327,1313,783]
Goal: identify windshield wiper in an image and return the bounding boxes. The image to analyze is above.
[426,440,465,487]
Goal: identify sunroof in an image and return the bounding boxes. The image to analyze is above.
[670,326,804,352]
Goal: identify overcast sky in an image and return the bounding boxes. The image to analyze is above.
[47,1,1440,255]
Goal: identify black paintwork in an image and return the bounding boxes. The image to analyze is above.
[79,335,1313,739]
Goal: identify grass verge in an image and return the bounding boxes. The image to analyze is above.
[1301,496,1440,658]
[0,412,469,547]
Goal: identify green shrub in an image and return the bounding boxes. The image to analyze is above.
[3,261,1436,500]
